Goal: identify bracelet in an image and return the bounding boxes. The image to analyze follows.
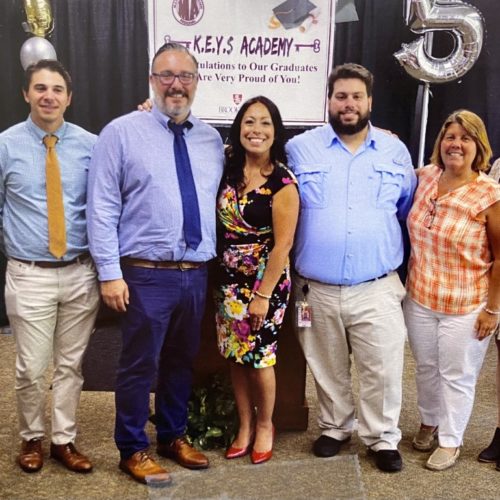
[254,290,272,300]
[484,307,500,315]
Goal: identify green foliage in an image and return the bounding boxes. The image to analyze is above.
[186,372,238,450]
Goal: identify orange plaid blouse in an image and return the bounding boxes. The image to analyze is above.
[407,164,500,314]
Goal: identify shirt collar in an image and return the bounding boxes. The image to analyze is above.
[324,121,377,150]
[365,123,377,149]
[26,115,68,143]
[151,105,193,132]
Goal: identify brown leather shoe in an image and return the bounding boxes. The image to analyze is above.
[18,438,43,472]
[119,450,171,485]
[157,436,209,470]
[50,442,93,473]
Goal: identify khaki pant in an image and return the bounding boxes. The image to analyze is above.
[294,272,407,451]
[5,258,99,444]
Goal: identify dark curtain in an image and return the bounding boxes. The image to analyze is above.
[0,0,149,135]
[0,1,30,130]
[334,0,500,165]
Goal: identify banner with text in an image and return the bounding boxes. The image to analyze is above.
[148,0,335,125]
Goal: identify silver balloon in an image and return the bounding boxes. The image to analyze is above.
[394,0,484,83]
[20,36,57,70]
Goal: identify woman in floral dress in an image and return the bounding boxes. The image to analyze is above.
[214,96,299,464]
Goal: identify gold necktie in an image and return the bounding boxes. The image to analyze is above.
[43,135,66,258]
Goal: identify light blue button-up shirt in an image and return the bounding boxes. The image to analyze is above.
[87,106,224,281]
[0,116,96,261]
[286,123,416,285]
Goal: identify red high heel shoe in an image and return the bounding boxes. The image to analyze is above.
[251,426,275,464]
[225,431,255,459]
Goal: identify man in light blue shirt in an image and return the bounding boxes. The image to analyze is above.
[286,63,416,472]
[87,42,224,484]
[0,59,99,474]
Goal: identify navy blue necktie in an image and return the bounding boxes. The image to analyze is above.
[168,121,202,250]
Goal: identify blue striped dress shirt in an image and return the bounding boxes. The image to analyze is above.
[0,116,96,261]
[87,106,225,281]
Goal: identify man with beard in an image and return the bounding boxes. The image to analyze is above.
[285,63,416,472]
[87,42,224,484]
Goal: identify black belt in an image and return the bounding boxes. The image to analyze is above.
[121,257,205,271]
[296,271,390,286]
[13,252,91,269]
[359,273,389,285]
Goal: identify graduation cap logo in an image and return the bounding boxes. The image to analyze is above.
[270,0,319,30]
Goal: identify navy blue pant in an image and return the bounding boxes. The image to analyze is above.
[114,264,208,459]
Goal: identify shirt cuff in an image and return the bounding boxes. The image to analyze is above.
[96,262,123,282]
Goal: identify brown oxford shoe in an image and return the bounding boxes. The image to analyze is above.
[50,442,93,473]
[119,450,171,485]
[18,438,43,473]
[157,436,209,470]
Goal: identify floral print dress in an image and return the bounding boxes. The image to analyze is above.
[214,164,297,368]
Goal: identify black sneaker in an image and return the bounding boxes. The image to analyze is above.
[372,449,403,472]
[478,427,500,463]
[313,435,351,457]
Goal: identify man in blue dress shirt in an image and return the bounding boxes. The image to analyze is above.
[87,42,224,484]
[286,63,416,472]
[0,60,99,474]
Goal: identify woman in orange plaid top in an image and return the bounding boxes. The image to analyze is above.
[403,110,500,471]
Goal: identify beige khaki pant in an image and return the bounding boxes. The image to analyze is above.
[5,258,100,444]
[294,272,407,451]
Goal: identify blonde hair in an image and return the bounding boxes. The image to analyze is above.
[430,109,492,172]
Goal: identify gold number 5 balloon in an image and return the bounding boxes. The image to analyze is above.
[394,0,484,83]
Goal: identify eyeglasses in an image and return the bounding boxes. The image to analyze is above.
[151,71,196,85]
[424,198,438,229]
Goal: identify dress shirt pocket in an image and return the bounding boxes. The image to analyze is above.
[373,163,405,209]
[293,163,329,208]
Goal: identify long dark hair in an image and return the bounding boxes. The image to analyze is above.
[224,96,287,190]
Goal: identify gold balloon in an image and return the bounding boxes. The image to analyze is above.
[22,0,54,37]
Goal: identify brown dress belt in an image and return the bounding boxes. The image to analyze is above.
[120,257,205,270]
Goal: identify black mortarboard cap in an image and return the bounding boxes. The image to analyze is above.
[272,0,317,30]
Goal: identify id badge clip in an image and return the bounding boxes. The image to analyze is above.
[296,282,312,327]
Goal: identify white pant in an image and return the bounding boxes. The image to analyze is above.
[294,273,407,450]
[5,258,100,444]
[403,297,491,447]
